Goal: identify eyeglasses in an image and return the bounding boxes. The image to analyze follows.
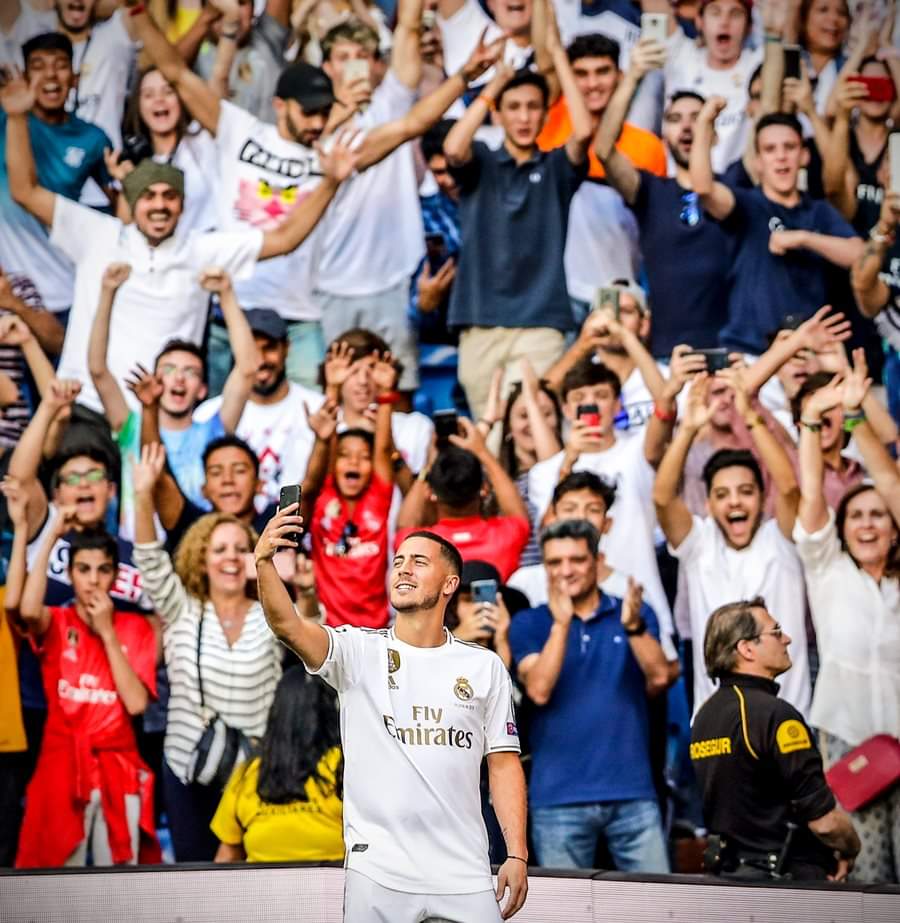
[335,521,358,556]
[159,364,203,380]
[59,468,107,487]
[679,191,700,227]
[754,626,785,641]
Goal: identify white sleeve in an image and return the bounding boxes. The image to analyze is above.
[483,657,521,754]
[668,514,704,563]
[215,101,261,156]
[307,624,365,691]
[792,509,842,575]
[360,69,416,129]
[663,26,696,90]
[192,230,263,281]
[50,196,120,263]
[527,452,564,527]
[438,0,497,77]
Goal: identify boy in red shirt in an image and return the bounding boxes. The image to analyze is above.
[6,501,159,868]
[303,351,400,628]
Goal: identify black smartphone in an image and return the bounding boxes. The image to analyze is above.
[690,348,730,372]
[783,45,801,81]
[278,485,302,547]
[433,409,459,445]
[577,403,600,427]
[782,313,805,331]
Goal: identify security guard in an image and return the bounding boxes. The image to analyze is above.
[691,597,860,881]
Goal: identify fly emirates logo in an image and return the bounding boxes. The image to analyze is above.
[383,705,474,750]
[58,673,117,706]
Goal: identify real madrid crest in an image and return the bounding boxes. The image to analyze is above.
[387,649,401,673]
[453,676,473,701]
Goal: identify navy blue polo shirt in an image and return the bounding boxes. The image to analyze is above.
[448,141,586,333]
[720,187,857,354]
[630,172,732,357]
[508,593,659,808]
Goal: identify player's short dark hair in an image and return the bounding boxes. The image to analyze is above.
[68,528,119,570]
[552,471,617,512]
[155,338,207,376]
[427,447,482,508]
[203,434,260,478]
[401,530,463,577]
[497,69,550,108]
[754,112,803,148]
[702,449,764,495]
[561,357,622,400]
[566,33,620,68]
[540,518,601,554]
[422,120,456,162]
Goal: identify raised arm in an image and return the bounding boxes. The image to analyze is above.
[820,77,863,219]
[124,2,221,135]
[795,380,834,535]
[256,504,330,669]
[3,74,56,227]
[689,96,736,221]
[531,0,561,102]
[2,477,37,635]
[652,374,711,549]
[301,400,339,521]
[449,418,529,520]
[88,264,132,434]
[207,4,242,100]
[390,0,424,90]
[548,26,592,165]
[199,269,259,433]
[852,191,898,318]
[0,315,55,399]
[519,360,561,462]
[0,270,64,357]
[18,507,76,637]
[371,353,400,483]
[444,54,513,166]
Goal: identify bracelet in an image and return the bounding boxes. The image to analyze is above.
[375,390,401,405]
[478,416,498,429]
[799,418,822,432]
[843,407,865,420]
[745,414,764,429]
[869,225,895,245]
[128,2,146,15]
[764,33,781,44]
[297,586,316,597]
[417,466,431,483]
[624,618,648,637]
[506,855,528,864]
[653,403,677,422]
[221,29,239,40]
[477,93,496,111]
[843,414,866,432]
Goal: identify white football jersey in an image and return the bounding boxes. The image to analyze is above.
[311,625,520,894]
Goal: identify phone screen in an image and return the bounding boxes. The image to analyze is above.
[470,579,498,605]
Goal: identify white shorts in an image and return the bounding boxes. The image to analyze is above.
[343,869,503,923]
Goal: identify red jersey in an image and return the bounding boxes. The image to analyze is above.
[395,515,530,582]
[311,472,393,629]
[15,606,160,867]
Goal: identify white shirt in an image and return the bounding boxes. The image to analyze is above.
[310,624,520,894]
[0,1,56,67]
[552,0,641,65]
[565,184,640,304]
[664,28,761,174]
[51,196,262,413]
[527,435,674,643]
[195,381,325,508]
[214,100,323,321]
[794,511,900,745]
[313,72,424,297]
[164,129,219,235]
[671,515,810,716]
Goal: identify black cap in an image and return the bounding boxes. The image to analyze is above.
[459,560,502,592]
[244,308,287,342]
[22,31,73,64]
[275,62,336,112]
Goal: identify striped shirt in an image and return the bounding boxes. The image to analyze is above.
[132,541,282,783]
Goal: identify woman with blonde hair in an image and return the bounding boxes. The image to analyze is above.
[132,444,282,862]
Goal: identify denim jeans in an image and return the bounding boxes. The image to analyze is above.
[530,799,670,872]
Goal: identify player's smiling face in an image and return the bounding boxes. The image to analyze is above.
[390,536,459,613]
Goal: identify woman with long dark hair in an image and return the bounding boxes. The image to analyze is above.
[211,667,344,862]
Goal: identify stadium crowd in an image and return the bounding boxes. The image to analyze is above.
[1,0,899,891]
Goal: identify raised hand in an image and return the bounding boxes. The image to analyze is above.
[567,416,606,453]
[0,68,35,116]
[663,345,707,401]
[102,262,132,292]
[255,502,304,563]
[841,348,871,411]
[620,577,644,631]
[198,266,233,293]
[132,442,167,496]
[305,398,339,442]
[84,591,116,641]
[682,373,714,432]
[460,28,506,84]
[103,148,134,185]
[44,378,82,414]
[371,350,399,394]
[323,339,354,393]
[0,475,29,526]
[317,129,361,184]
[699,95,727,124]
[716,365,752,418]
[834,75,869,116]
[0,314,32,347]
[796,305,852,353]
[51,503,81,539]
[417,258,456,313]
[628,37,666,79]
[447,415,488,457]
[125,363,164,408]
[547,574,575,627]
[802,373,844,420]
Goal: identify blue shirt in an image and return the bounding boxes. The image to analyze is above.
[508,594,660,808]
[161,412,227,510]
[721,187,857,354]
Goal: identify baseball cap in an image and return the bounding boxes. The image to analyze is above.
[275,62,336,112]
[607,278,650,315]
[244,308,288,341]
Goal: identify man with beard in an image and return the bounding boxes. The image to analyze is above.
[653,373,811,716]
[596,42,732,359]
[256,522,528,921]
[5,82,357,415]
[193,308,325,508]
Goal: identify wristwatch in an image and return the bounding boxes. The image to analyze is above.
[624,619,647,637]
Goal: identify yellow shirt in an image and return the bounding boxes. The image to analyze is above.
[0,591,27,753]
[210,748,345,863]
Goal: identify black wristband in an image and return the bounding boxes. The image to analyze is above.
[624,619,647,637]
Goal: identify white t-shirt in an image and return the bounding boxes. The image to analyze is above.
[194,382,325,508]
[0,1,55,67]
[166,129,219,235]
[552,0,641,65]
[215,100,323,321]
[565,183,640,304]
[671,514,810,717]
[527,435,674,642]
[389,410,434,474]
[664,28,761,174]
[51,197,262,413]
[310,624,520,894]
[313,72,424,297]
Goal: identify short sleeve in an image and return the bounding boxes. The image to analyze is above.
[508,608,549,666]
[360,69,415,129]
[792,509,842,575]
[217,100,260,155]
[668,514,704,563]
[50,196,120,263]
[209,761,253,845]
[766,705,836,823]
[483,656,521,754]
[307,624,365,691]
[190,230,263,282]
[814,200,857,239]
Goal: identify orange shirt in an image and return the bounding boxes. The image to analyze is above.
[538,98,668,180]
